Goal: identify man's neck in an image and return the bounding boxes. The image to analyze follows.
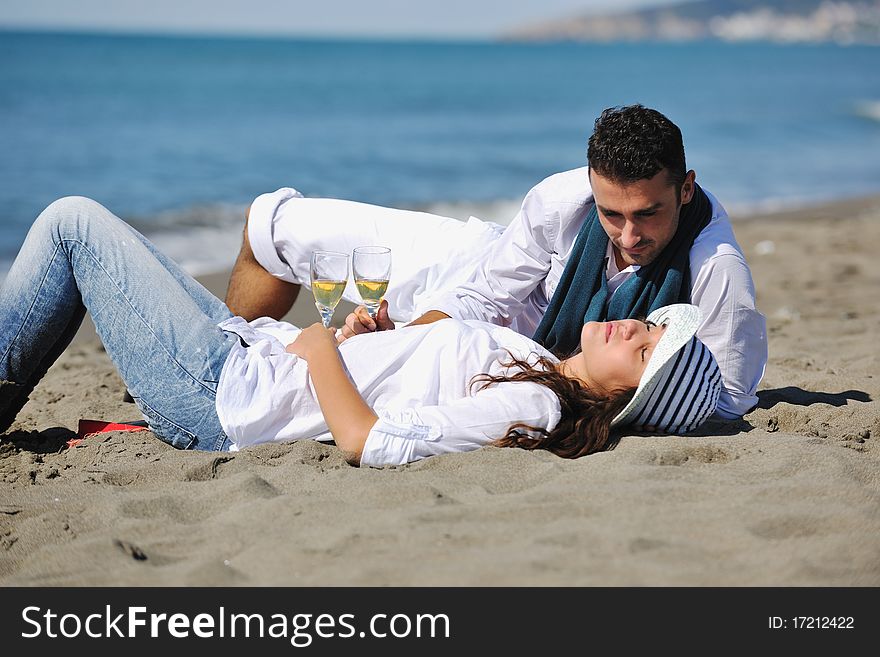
[612,244,628,273]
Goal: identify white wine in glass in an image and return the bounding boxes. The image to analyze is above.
[352,246,391,319]
[310,251,349,328]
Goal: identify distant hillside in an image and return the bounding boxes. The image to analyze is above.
[502,0,880,44]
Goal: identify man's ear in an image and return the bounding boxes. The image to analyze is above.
[680,170,696,204]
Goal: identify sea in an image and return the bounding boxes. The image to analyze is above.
[1,30,879,277]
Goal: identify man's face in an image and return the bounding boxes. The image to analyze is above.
[589,168,695,268]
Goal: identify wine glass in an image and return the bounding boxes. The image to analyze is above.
[352,246,391,319]
[310,251,350,328]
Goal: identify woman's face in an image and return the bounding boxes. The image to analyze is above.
[567,319,666,393]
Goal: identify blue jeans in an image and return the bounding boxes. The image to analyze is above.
[0,197,239,450]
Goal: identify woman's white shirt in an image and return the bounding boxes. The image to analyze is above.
[214,317,562,467]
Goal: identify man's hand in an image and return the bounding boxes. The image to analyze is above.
[337,300,395,343]
[286,323,339,360]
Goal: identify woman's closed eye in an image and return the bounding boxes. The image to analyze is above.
[641,320,661,362]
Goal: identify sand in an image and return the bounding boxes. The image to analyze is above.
[1,196,879,586]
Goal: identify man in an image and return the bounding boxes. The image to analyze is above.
[226,105,766,419]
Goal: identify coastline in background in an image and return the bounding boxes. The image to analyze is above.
[1,30,879,278]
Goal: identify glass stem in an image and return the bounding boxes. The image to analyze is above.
[316,304,335,328]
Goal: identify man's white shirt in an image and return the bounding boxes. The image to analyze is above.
[425,167,767,418]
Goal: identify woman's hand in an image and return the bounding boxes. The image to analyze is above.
[286,323,339,360]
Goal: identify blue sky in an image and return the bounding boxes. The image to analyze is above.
[0,0,682,38]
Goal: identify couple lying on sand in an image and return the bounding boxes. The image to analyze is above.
[0,105,765,467]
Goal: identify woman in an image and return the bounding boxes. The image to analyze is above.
[0,198,722,467]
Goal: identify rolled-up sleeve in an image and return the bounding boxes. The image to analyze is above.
[360,382,561,467]
[247,187,304,282]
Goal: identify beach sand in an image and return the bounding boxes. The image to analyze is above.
[1,196,879,586]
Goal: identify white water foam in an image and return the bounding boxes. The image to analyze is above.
[854,100,880,123]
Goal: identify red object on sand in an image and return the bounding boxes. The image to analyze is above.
[66,419,148,448]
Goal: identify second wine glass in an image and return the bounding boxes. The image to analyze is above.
[352,246,391,319]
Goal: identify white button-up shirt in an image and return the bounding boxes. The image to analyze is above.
[215,317,561,467]
[425,167,768,418]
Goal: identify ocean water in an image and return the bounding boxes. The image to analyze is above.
[1,31,879,276]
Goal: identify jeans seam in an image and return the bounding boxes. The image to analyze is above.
[0,241,67,368]
[136,395,198,446]
[212,431,230,451]
[60,237,219,393]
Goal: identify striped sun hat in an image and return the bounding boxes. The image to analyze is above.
[611,304,722,434]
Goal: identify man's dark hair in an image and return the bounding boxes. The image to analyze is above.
[587,105,687,189]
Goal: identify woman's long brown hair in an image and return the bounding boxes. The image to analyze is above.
[471,353,635,459]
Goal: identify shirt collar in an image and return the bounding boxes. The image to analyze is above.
[605,239,640,280]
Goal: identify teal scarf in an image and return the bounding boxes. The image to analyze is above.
[533,183,712,355]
